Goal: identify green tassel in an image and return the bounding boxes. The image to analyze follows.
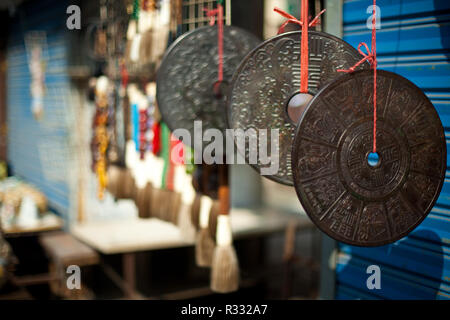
[185,147,195,174]
[132,0,140,21]
[161,122,170,189]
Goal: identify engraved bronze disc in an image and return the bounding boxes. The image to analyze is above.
[156,26,260,149]
[292,69,446,246]
[227,31,369,185]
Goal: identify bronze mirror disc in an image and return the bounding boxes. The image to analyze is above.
[227,31,370,185]
[292,69,446,246]
[156,26,260,150]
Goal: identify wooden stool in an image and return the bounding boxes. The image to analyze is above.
[39,232,99,299]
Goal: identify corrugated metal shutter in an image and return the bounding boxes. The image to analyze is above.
[7,0,72,218]
[337,0,450,300]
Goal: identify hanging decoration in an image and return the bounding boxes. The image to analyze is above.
[204,3,224,94]
[145,82,157,154]
[291,2,446,246]
[138,106,149,159]
[106,81,121,165]
[156,22,260,152]
[152,121,161,156]
[196,194,215,267]
[110,60,130,166]
[91,76,111,200]
[201,1,239,294]
[25,31,47,120]
[125,0,169,77]
[210,164,239,293]
[274,2,325,94]
[160,122,170,190]
[227,2,370,185]
[85,0,129,66]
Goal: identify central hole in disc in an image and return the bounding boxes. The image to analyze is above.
[213,81,228,99]
[287,93,313,124]
[367,152,380,167]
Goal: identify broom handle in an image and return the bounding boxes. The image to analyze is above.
[202,164,211,195]
[218,164,229,215]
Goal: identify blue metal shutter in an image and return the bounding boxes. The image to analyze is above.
[7,0,72,218]
[337,0,450,300]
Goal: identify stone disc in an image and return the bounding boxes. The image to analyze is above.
[292,69,446,246]
[156,26,260,150]
[227,31,370,185]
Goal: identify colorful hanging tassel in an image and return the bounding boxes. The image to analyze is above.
[211,164,239,293]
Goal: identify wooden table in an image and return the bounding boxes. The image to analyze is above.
[71,209,313,299]
[3,212,63,238]
[1,212,64,295]
[39,232,99,299]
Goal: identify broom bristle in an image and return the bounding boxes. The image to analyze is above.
[195,228,215,267]
[210,244,239,293]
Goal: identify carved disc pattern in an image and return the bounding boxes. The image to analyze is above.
[156,26,260,149]
[227,31,369,185]
[292,70,446,246]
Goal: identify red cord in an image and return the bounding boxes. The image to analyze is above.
[204,4,224,84]
[372,0,377,153]
[139,109,148,160]
[338,1,377,153]
[218,4,223,83]
[300,0,309,93]
[120,61,129,89]
[152,122,161,156]
[274,5,325,93]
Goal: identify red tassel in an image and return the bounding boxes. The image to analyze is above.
[152,122,161,156]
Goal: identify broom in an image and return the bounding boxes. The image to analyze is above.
[195,195,215,267]
[175,165,196,241]
[190,164,204,230]
[210,164,239,293]
[208,199,220,240]
[190,193,201,230]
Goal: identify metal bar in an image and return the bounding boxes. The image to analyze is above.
[182,0,230,30]
[324,0,343,37]
[225,0,231,25]
[315,0,322,32]
[189,1,195,30]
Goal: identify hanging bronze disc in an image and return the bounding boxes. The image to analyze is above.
[156,26,260,149]
[292,69,446,246]
[227,31,370,185]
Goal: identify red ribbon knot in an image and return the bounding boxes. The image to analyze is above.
[204,8,220,26]
[273,4,325,93]
[337,42,376,73]
[273,7,325,34]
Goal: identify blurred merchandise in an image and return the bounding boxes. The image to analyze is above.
[1,0,445,303]
[0,162,6,181]
[0,178,47,215]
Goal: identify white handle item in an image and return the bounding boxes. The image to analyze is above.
[216,215,232,246]
[199,196,213,228]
